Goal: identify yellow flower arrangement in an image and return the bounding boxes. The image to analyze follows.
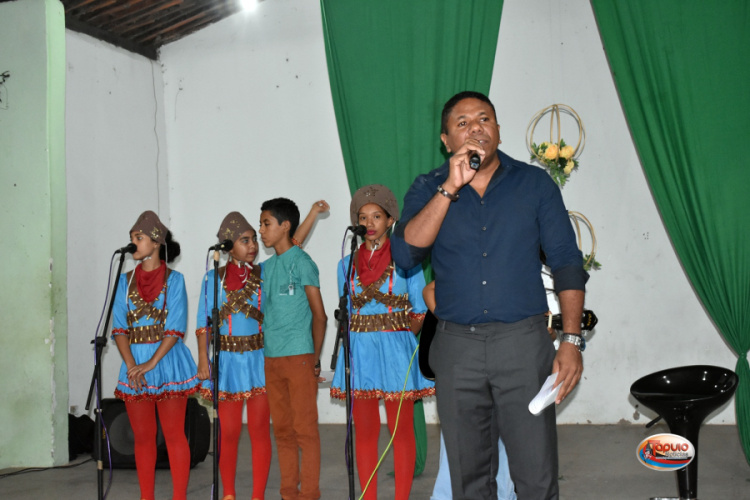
[543,143,559,161]
[530,138,579,187]
[559,145,574,160]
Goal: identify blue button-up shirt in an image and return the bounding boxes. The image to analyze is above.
[391,150,588,325]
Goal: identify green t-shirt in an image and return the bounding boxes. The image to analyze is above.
[262,245,320,357]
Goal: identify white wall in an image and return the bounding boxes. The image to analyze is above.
[66,31,169,415]
[65,0,739,425]
[489,0,737,424]
[158,0,364,423]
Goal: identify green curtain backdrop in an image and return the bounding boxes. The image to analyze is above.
[320,0,504,202]
[320,0,503,478]
[591,0,750,463]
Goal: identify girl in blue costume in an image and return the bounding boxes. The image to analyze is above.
[112,210,200,500]
[196,212,270,500]
[330,185,435,500]
[195,204,328,500]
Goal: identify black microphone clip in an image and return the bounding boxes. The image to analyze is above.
[209,239,234,251]
[348,225,367,237]
[115,243,137,254]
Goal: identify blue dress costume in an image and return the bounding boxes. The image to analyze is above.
[112,269,200,401]
[331,257,435,401]
[196,264,266,401]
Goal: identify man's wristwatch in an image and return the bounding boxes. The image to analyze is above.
[436,184,459,201]
[560,333,586,352]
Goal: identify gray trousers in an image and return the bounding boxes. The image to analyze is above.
[430,314,558,500]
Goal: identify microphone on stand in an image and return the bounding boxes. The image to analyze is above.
[209,239,234,251]
[115,243,137,254]
[348,225,367,237]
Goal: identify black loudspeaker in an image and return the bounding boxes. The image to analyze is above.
[97,398,210,469]
[69,413,95,460]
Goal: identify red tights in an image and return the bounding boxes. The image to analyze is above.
[218,395,272,499]
[125,397,190,500]
[352,398,415,500]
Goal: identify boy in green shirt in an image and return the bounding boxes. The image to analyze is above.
[259,198,327,500]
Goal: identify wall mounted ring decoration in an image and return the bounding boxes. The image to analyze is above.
[568,211,599,271]
[526,104,585,187]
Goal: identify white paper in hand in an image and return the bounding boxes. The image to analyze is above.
[528,373,561,415]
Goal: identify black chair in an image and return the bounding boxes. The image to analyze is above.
[630,365,738,499]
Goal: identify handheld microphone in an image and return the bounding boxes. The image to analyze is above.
[348,225,367,237]
[469,153,481,170]
[115,243,137,254]
[209,239,234,251]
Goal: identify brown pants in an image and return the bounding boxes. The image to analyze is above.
[265,353,321,500]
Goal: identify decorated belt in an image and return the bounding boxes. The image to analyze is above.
[350,310,411,333]
[128,324,164,344]
[220,333,264,353]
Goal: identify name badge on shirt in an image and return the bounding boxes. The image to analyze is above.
[278,259,298,295]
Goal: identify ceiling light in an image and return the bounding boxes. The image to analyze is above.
[240,0,258,12]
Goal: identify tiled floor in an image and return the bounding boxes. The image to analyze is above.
[2,423,748,499]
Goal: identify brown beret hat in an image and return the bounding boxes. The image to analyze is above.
[130,210,168,245]
[349,184,399,226]
[217,211,254,243]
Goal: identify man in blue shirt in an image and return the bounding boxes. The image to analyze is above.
[391,91,588,499]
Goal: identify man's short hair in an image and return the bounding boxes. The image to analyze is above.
[441,91,497,134]
[261,197,300,237]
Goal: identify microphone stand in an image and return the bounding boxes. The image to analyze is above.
[331,232,359,499]
[210,250,222,498]
[85,250,129,500]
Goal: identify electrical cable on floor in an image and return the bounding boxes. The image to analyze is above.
[0,458,94,479]
[358,342,419,500]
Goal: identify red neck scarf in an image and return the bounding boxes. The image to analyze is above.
[135,261,166,303]
[357,238,391,286]
[225,261,252,291]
